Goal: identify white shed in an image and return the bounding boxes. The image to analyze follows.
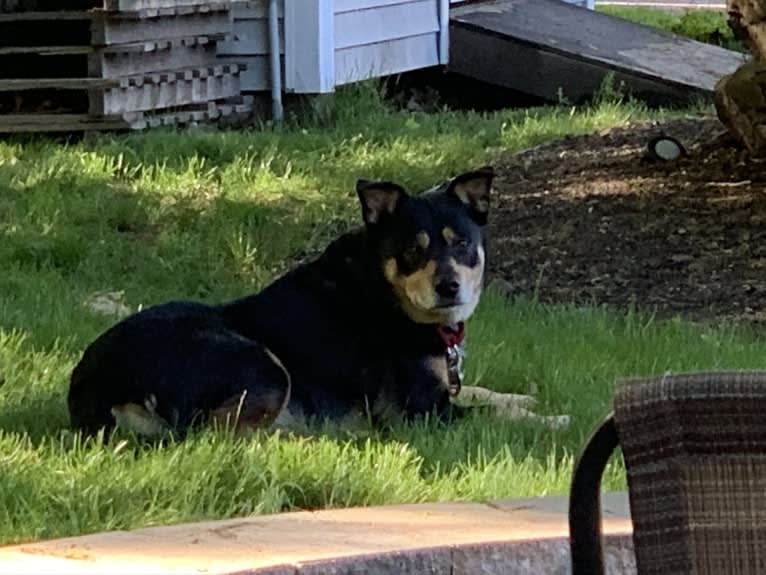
[217,0,594,95]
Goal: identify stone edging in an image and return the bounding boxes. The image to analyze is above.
[0,493,635,574]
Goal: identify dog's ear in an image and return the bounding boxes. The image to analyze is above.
[356,180,407,226]
[446,166,494,225]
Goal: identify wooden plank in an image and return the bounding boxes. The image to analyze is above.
[0,0,98,11]
[0,51,90,82]
[231,0,282,19]
[285,0,334,93]
[217,18,283,56]
[0,45,92,55]
[92,38,219,77]
[0,112,120,125]
[450,0,744,93]
[92,65,241,113]
[0,10,91,20]
[0,78,118,90]
[113,63,240,88]
[0,17,91,48]
[448,24,707,105]
[142,98,252,127]
[0,113,135,132]
[221,53,283,91]
[99,34,225,54]
[334,0,438,51]
[106,3,231,19]
[0,102,253,135]
[90,10,232,45]
[103,0,237,11]
[335,32,439,86]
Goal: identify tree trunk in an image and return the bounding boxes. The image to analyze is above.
[714,0,766,155]
[728,0,766,58]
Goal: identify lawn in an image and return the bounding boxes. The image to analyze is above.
[598,6,744,52]
[1,84,765,545]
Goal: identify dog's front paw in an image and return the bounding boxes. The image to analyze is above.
[491,402,571,430]
[456,385,538,410]
[455,385,571,430]
[545,414,571,429]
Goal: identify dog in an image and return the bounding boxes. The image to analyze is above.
[68,167,567,439]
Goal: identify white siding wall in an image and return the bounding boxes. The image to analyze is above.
[285,0,335,93]
[220,0,593,95]
[334,0,448,87]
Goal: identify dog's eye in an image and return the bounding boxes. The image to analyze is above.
[454,238,470,250]
[402,243,425,266]
[404,245,421,260]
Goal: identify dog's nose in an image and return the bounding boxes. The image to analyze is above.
[435,278,461,299]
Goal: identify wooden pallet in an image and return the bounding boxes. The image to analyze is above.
[216,0,282,92]
[96,63,243,114]
[0,0,99,11]
[0,64,242,114]
[0,112,131,132]
[0,36,226,80]
[104,0,246,11]
[95,35,227,78]
[0,97,252,132]
[0,1,249,133]
[0,5,233,48]
[140,96,253,127]
[0,0,236,12]
[94,8,232,46]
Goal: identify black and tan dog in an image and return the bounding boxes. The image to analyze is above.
[68,167,567,438]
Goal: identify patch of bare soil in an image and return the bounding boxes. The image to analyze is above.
[489,116,766,324]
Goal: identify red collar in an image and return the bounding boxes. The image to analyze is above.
[436,322,465,348]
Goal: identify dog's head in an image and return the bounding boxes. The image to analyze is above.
[357,167,493,325]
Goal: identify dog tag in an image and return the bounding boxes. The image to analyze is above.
[446,344,465,397]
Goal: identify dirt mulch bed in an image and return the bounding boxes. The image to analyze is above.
[489,116,766,324]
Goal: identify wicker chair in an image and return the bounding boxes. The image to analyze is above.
[569,371,766,575]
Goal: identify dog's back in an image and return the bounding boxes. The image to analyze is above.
[69,301,291,436]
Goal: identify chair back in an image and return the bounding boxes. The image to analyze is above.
[615,371,766,574]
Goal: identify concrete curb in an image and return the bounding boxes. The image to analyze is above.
[0,493,635,575]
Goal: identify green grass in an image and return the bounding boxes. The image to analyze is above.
[1,83,762,544]
[598,6,744,52]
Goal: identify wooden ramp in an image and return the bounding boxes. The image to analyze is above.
[449,0,747,104]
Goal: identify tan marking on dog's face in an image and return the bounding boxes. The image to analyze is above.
[449,245,486,320]
[383,249,484,324]
[384,257,438,314]
[416,231,430,250]
[442,226,456,245]
[452,245,485,294]
[383,258,398,285]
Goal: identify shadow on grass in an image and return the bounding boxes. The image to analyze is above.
[0,163,353,442]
